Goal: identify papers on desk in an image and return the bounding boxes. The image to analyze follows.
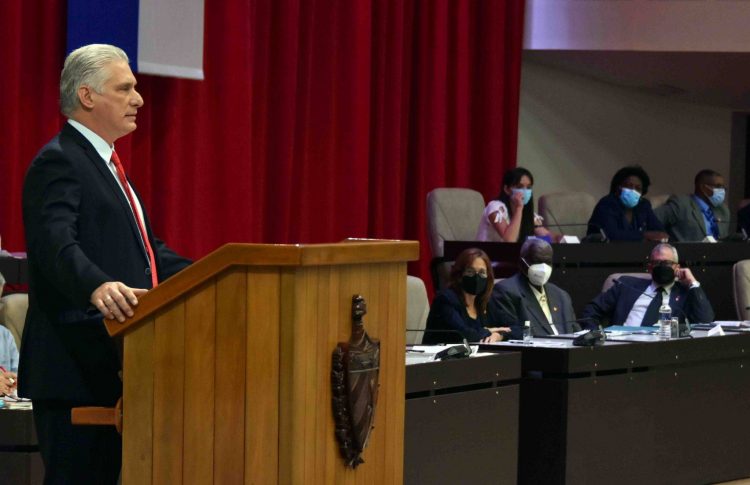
[405,345,486,365]
[604,325,658,335]
[1,394,32,410]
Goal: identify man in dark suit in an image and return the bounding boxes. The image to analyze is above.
[489,239,579,337]
[655,169,730,242]
[581,243,714,327]
[20,44,191,484]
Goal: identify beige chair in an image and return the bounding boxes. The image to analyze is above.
[646,193,670,209]
[537,191,597,239]
[0,293,28,349]
[601,272,650,293]
[426,188,486,290]
[733,260,750,320]
[406,275,429,345]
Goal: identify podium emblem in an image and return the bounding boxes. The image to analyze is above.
[331,295,380,468]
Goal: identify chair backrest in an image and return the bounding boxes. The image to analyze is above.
[733,260,750,320]
[739,198,750,211]
[0,293,28,349]
[425,188,486,259]
[646,193,670,209]
[406,275,430,345]
[537,191,597,239]
[601,272,651,293]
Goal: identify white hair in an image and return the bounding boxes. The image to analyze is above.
[651,243,678,262]
[60,44,129,116]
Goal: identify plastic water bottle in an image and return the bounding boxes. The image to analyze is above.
[658,302,672,340]
[523,320,532,345]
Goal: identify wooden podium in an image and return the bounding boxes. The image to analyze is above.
[102,240,418,484]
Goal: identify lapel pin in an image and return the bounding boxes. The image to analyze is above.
[553,306,558,312]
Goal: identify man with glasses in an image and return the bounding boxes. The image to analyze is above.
[655,169,730,241]
[489,239,579,337]
[581,243,715,327]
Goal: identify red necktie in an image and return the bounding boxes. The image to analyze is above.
[110,151,159,288]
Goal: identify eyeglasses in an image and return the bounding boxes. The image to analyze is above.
[463,268,488,278]
[652,260,678,266]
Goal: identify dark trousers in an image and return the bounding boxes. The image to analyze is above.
[33,400,121,485]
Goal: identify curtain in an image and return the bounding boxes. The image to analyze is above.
[0,0,525,294]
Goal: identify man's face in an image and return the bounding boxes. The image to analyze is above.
[649,246,679,275]
[700,174,725,199]
[83,60,144,144]
[520,243,553,275]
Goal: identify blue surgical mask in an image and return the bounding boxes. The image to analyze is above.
[619,187,641,208]
[512,188,532,206]
[709,187,725,207]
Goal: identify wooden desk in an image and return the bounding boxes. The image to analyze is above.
[404,352,521,485]
[444,240,750,320]
[482,332,750,484]
[0,408,43,485]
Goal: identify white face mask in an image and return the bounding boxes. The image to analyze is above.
[525,261,552,286]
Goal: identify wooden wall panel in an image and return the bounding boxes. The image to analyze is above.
[277,263,405,485]
[122,321,155,485]
[245,268,281,485]
[214,269,248,484]
[153,302,186,484]
[184,284,217,485]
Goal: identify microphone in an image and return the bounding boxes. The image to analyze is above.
[405,328,472,359]
[545,208,566,237]
[583,222,608,243]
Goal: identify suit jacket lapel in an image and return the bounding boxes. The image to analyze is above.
[688,198,708,238]
[545,287,564,333]
[518,279,554,335]
[64,125,150,263]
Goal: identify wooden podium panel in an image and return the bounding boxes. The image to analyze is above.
[108,241,418,485]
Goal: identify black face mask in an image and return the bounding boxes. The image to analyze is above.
[461,274,487,295]
[652,264,676,286]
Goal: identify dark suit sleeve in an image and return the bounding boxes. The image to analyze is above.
[738,206,750,234]
[23,153,111,307]
[580,284,620,328]
[684,286,715,324]
[153,238,192,280]
[642,200,665,232]
[488,285,523,326]
[427,292,491,342]
[654,196,679,230]
[560,289,581,332]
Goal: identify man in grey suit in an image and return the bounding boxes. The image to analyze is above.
[489,239,581,337]
[655,169,730,241]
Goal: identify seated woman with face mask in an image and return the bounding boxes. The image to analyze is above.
[489,239,581,337]
[587,165,667,242]
[423,248,522,344]
[476,167,560,243]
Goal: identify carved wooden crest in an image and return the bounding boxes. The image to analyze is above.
[331,295,380,468]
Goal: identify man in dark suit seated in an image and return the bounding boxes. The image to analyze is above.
[581,243,714,327]
[489,239,579,337]
[20,44,191,484]
[655,169,730,241]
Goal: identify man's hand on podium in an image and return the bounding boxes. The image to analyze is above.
[91,282,148,322]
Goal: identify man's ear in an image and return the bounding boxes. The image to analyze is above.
[78,85,95,110]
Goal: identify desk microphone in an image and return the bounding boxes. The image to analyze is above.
[583,222,608,243]
[405,328,472,360]
[545,208,568,238]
